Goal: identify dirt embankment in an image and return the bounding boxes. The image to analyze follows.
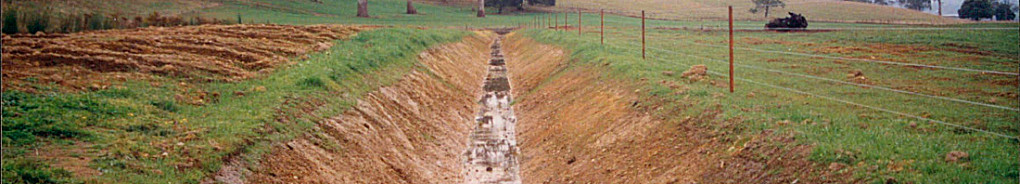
[504,34,715,183]
[1,24,362,92]
[503,34,853,183]
[232,32,495,183]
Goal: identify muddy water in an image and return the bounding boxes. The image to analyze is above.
[463,35,522,184]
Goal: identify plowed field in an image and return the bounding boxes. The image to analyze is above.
[1,24,363,92]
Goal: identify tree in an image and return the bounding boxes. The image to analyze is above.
[357,0,369,17]
[897,0,931,11]
[528,0,555,6]
[407,0,418,14]
[959,0,993,20]
[993,1,1017,20]
[486,0,524,14]
[477,0,485,17]
[750,0,785,18]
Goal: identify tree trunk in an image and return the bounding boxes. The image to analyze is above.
[477,0,486,17]
[764,6,769,18]
[407,0,418,14]
[937,0,943,16]
[357,0,369,17]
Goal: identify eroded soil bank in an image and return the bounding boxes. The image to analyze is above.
[204,30,849,183]
[502,33,852,183]
[228,32,495,183]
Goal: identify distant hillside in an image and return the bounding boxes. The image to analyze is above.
[534,0,969,24]
[0,0,216,17]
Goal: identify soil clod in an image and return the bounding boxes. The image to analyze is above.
[682,65,709,81]
[945,151,970,162]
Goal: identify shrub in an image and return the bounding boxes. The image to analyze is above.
[2,8,18,34]
[55,14,83,33]
[993,1,1017,21]
[145,12,161,27]
[87,13,111,31]
[150,100,178,113]
[298,77,326,88]
[134,16,144,27]
[24,11,48,33]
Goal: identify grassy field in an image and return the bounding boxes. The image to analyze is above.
[0,0,213,16]
[2,0,1018,183]
[513,13,1018,182]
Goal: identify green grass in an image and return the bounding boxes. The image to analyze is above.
[2,28,466,183]
[514,17,1018,182]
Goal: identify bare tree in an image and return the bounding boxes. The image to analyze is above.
[477,0,486,17]
[358,0,370,17]
[938,0,943,16]
[750,0,784,18]
[407,0,418,14]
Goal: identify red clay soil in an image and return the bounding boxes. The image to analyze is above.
[1,24,363,92]
[224,32,496,183]
[503,34,856,183]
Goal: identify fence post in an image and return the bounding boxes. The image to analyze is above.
[728,6,735,93]
[555,13,558,30]
[642,10,646,60]
[601,9,604,45]
[565,12,569,30]
[578,10,582,35]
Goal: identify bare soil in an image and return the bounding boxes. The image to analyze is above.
[207,30,858,183]
[503,34,856,183]
[1,24,363,92]
[229,32,495,183]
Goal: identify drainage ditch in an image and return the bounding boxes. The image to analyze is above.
[463,34,522,184]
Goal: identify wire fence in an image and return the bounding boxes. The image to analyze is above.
[517,5,1020,140]
[625,37,1020,140]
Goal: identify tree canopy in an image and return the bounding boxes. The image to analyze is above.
[485,0,523,14]
[529,0,555,6]
[993,1,1017,20]
[750,0,785,18]
[960,0,994,20]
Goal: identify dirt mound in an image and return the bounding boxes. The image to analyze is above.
[945,151,969,162]
[682,65,709,81]
[813,43,939,58]
[232,33,494,183]
[1,24,363,92]
[847,70,870,84]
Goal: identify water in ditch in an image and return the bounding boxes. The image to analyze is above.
[463,34,522,184]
